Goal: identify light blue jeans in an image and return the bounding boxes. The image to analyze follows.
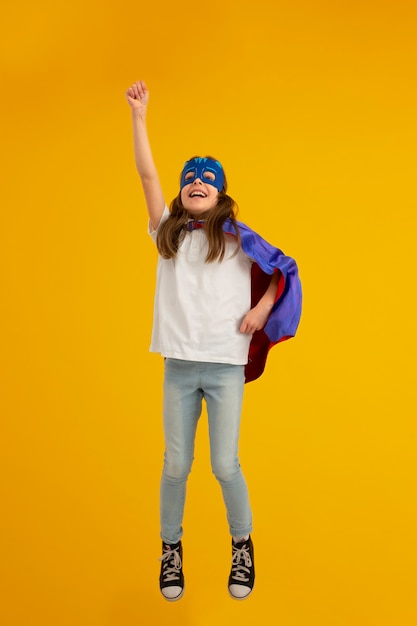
[160,358,252,544]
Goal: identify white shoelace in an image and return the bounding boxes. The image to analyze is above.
[231,545,252,582]
[160,546,182,582]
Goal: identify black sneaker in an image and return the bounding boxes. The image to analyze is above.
[228,535,255,600]
[159,541,184,601]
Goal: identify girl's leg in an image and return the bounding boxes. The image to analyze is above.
[160,359,203,544]
[203,363,252,538]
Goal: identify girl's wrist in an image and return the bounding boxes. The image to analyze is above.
[256,299,274,312]
[132,108,147,122]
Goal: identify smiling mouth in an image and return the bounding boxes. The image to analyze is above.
[190,191,207,198]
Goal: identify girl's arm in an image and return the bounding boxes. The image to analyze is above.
[240,271,280,334]
[125,81,165,230]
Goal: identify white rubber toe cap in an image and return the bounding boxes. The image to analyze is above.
[161,585,184,601]
[229,584,252,600]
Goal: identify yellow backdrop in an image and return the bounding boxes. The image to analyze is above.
[1,1,416,624]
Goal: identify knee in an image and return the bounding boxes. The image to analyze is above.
[211,457,240,483]
[163,455,193,481]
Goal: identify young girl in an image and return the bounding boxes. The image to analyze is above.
[125,80,302,602]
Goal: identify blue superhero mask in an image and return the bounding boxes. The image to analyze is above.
[180,157,225,192]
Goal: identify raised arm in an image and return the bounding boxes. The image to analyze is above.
[125,81,165,230]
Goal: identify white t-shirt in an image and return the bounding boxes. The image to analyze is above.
[149,208,253,365]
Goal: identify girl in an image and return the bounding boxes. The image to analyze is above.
[125,80,301,602]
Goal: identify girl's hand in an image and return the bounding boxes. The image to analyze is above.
[126,80,149,115]
[239,304,272,335]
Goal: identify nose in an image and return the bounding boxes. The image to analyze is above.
[192,177,203,184]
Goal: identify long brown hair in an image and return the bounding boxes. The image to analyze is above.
[156,156,241,263]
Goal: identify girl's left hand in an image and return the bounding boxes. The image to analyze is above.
[239,305,271,334]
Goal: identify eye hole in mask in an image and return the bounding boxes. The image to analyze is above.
[184,169,216,183]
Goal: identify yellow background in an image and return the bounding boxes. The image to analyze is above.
[1,1,416,624]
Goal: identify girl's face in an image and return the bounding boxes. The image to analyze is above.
[180,172,220,216]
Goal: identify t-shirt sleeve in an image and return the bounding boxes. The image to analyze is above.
[148,205,170,242]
